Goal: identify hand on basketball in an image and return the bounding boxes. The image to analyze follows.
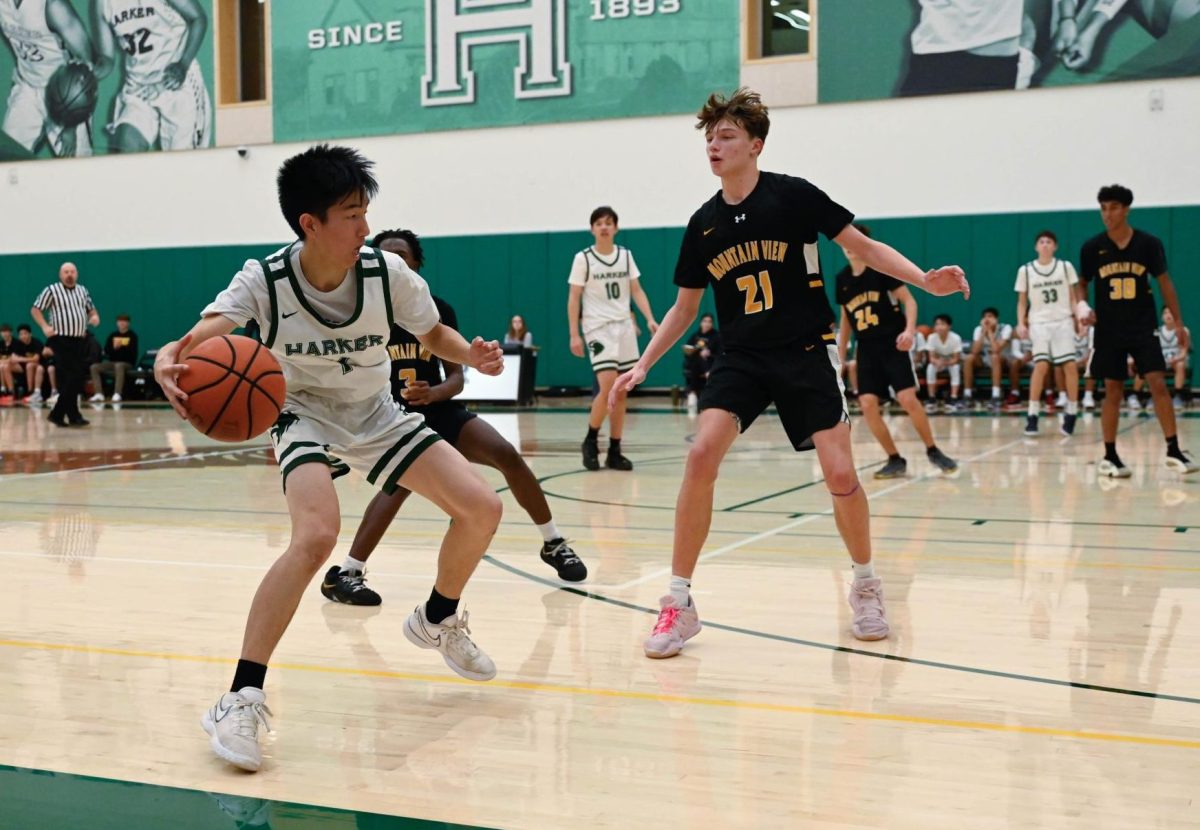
[570,334,585,358]
[469,336,504,376]
[163,62,186,91]
[155,333,193,419]
[401,380,433,405]
[609,366,645,411]
[895,330,914,351]
[923,266,970,299]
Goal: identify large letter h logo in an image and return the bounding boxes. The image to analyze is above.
[423,0,571,107]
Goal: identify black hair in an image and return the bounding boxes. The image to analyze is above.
[1035,229,1057,244]
[853,223,872,238]
[934,314,952,326]
[0,323,10,332]
[982,307,999,318]
[371,228,425,270]
[1097,184,1133,206]
[700,312,715,320]
[17,323,31,333]
[277,144,379,239]
[590,205,618,226]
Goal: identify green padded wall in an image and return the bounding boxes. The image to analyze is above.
[2,206,1195,390]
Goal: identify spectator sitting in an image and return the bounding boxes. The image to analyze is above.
[11,324,45,401]
[89,314,139,403]
[682,313,721,407]
[504,314,533,347]
[0,324,13,397]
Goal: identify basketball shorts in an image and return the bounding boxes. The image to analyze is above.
[1092,331,1166,381]
[1030,318,1076,365]
[585,318,639,374]
[700,343,848,452]
[269,388,441,494]
[110,61,211,150]
[2,80,92,156]
[855,339,917,399]
[407,401,477,446]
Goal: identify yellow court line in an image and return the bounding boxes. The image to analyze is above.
[2,638,1197,751]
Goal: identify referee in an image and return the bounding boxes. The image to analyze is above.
[31,262,100,427]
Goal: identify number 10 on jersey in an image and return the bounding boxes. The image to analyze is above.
[736,271,774,314]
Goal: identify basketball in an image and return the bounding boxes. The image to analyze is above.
[178,335,285,442]
[45,63,99,129]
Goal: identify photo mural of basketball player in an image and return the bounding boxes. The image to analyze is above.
[0,0,213,160]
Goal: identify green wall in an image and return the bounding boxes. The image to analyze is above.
[2,205,1197,390]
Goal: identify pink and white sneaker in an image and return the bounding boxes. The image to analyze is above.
[849,577,890,641]
[643,595,701,659]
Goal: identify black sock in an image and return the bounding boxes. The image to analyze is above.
[1104,442,1122,464]
[426,587,460,624]
[924,445,938,456]
[231,659,267,693]
[890,453,904,462]
[585,426,599,443]
[1167,435,1181,455]
[608,438,622,453]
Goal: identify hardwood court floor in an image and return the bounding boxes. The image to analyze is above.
[1,401,1198,829]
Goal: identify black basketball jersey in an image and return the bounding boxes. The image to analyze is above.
[387,295,457,401]
[835,266,906,342]
[1079,229,1167,336]
[674,172,853,350]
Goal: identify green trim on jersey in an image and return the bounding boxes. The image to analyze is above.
[369,247,396,331]
[382,434,442,495]
[259,242,297,349]
[283,248,366,330]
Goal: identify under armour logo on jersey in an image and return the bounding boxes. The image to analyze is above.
[338,357,355,375]
[734,214,747,223]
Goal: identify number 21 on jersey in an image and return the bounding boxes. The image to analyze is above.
[736,271,774,314]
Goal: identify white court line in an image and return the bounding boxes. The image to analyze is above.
[0,445,267,482]
[591,437,1027,592]
[0,550,527,585]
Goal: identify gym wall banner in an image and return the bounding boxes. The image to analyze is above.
[0,0,216,160]
[271,0,739,143]
[819,0,1200,103]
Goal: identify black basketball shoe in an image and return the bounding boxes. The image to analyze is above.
[320,566,382,606]
[926,446,958,473]
[582,439,600,471]
[873,456,908,479]
[605,448,633,471]
[540,539,587,582]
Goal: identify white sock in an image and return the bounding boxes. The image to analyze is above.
[342,555,368,573]
[992,386,1002,399]
[1066,400,1078,415]
[1028,401,1039,417]
[668,575,691,607]
[852,561,876,580]
[963,389,973,399]
[537,520,562,544]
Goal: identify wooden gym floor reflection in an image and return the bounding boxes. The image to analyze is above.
[1,402,1198,828]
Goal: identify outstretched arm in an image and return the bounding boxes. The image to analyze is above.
[416,324,503,376]
[163,0,208,89]
[91,1,117,80]
[47,0,94,64]
[834,225,970,299]
[608,287,704,408]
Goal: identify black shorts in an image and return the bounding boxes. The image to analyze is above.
[408,401,477,446]
[699,344,848,451]
[855,340,917,399]
[898,52,1019,97]
[1092,331,1166,381]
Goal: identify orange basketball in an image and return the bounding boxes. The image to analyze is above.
[178,335,285,442]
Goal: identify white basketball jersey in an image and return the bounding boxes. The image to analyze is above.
[259,244,396,403]
[568,246,641,334]
[1158,326,1181,360]
[1015,259,1078,325]
[0,0,66,87]
[910,0,1023,54]
[1074,326,1093,361]
[99,0,188,86]
[925,331,963,359]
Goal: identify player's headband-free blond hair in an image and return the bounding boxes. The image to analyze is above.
[696,88,770,142]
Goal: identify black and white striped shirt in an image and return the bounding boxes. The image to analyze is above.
[33,282,95,338]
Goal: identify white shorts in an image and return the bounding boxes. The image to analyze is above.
[585,318,639,374]
[269,388,441,494]
[110,61,211,150]
[2,80,92,156]
[1031,318,1076,365]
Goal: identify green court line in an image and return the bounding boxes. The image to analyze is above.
[0,764,496,830]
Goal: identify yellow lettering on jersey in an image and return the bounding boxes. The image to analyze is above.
[386,343,434,362]
[1098,262,1147,279]
[845,291,881,313]
[706,239,788,280]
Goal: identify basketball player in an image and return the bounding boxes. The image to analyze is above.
[1058,0,1200,70]
[567,206,658,471]
[1080,184,1196,476]
[836,224,958,479]
[154,145,506,772]
[0,0,95,157]
[1157,307,1190,409]
[609,89,970,657]
[1015,230,1086,436]
[924,317,963,408]
[964,308,1014,409]
[92,0,211,151]
[319,227,586,607]
[899,0,1025,96]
